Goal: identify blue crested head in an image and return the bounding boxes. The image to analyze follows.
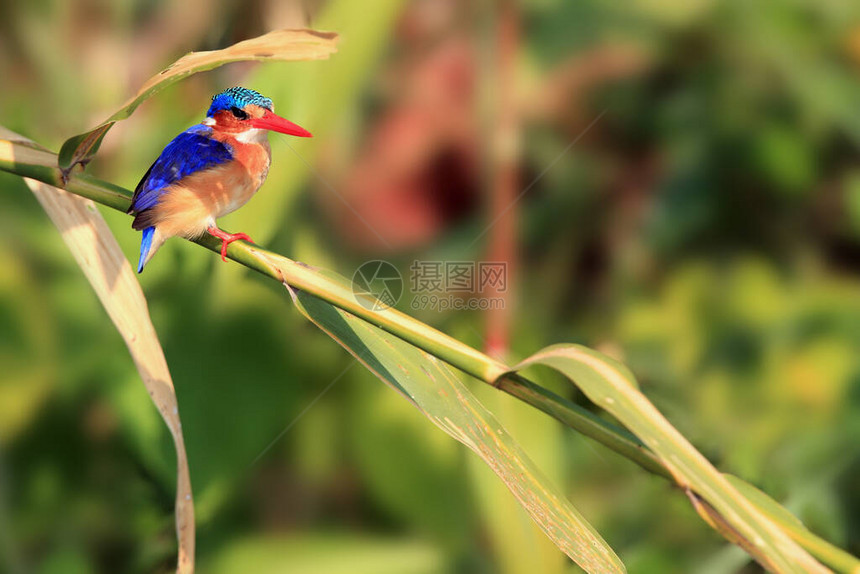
[207,86,274,117]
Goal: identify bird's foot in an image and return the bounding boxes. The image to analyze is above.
[207,227,255,262]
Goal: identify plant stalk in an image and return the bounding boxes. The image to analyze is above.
[1,150,857,573]
[0,150,670,473]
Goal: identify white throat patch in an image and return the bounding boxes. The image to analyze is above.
[235,128,269,144]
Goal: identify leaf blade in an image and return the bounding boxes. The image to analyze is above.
[724,475,860,573]
[58,28,338,172]
[280,279,625,574]
[508,344,827,573]
[24,176,194,574]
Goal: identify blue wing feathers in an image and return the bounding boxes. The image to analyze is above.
[129,125,233,221]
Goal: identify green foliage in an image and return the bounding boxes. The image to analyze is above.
[2,0,860,572]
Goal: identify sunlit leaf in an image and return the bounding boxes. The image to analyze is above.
[724,475,860,573]
[21,156,193,573]
[465,388,569,574]
[57,29,338,175]
[505,344,827,573]
[271,263,625,574]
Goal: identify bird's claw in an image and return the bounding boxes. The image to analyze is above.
[218,232,254,261]
[207,228,255,262]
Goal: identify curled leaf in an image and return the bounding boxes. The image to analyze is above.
[504,344,827,573]
[58,28,338,177]
[724,475,860,573]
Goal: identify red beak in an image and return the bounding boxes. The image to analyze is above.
[250,110,312,138]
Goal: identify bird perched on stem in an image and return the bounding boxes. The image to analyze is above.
[128,86,311,273]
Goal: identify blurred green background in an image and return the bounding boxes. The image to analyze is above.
[2,0,860,572]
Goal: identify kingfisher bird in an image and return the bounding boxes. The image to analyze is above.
[128,86,311,273]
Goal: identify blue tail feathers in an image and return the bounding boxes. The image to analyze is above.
[138,226,155,273]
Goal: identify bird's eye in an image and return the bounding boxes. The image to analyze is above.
[230,106,249,120]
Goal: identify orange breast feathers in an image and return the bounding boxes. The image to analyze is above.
[145,136,271,240]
